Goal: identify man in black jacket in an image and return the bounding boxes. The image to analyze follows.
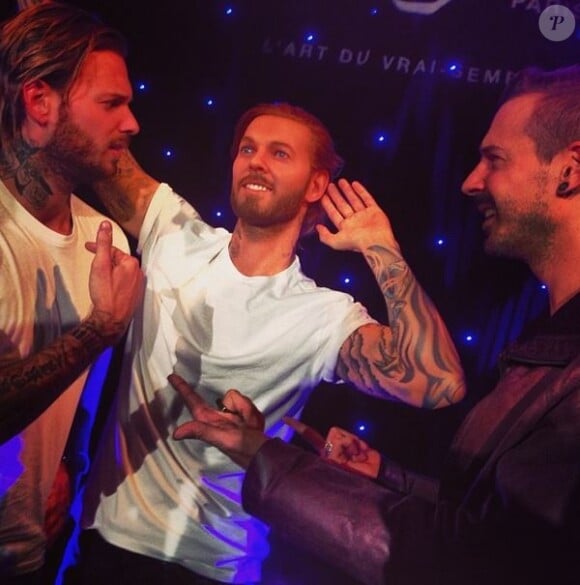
[168,64,580,585]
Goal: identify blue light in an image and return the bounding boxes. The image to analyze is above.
[342,276,352,285]
[305,33,315,42]
[374,131,390,146]
[206,97,215,107]
[435,237,445,247]
[540,283,548,291]
[447,62,462,77]
[370,8,379,15]
[215,210,223,218]
[464,333,475,344]
[357,424,367,433]
[225,7,233,16]
[136,81,148,92]
[163,148,174,159]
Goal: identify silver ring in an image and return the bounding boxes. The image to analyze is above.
[216,398,234,414]
[323,441,333,457]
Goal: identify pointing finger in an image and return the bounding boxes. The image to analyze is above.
[168,373,206,416]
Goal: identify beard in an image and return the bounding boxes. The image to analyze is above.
[230,174,310,228]
[42,107,121,187]
[484,205,556,263]
[482,173,556,264]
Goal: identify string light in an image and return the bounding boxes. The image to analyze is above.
[163,148,174,159]
[463,333,476,344]
[446,62,462,78]
[374,131,390,146]
[224,7,233,16]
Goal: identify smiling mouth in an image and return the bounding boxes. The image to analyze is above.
[243,183,271,192]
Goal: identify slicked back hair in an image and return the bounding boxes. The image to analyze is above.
[230,102,344,237]
[0,1,127,168]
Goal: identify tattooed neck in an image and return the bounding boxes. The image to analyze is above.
[4,141,53,208]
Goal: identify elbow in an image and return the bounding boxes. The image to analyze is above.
[451,378,467,403]
[425,374,466,409]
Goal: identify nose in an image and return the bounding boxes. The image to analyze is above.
[120,106,140,136]
[248,148,267,170]
[461,161,485,197]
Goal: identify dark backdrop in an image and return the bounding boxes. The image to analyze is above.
[3,2,578,583]
[3,0,578,470]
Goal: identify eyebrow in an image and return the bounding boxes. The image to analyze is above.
[240,136,295,153]
[480,145,505,157]
[97,91,133,102]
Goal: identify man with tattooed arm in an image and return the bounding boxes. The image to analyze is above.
[78,102,465,584]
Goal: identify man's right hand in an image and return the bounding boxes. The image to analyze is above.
[284,417,381,479]
[85,220,143,344]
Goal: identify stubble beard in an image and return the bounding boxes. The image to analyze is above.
[42,108,116,187]
[230,182,309,228]
[484,173,556,266]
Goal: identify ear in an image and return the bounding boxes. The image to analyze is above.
[304,169,330,203]
[555,142,580,197]
[21,80,60,145]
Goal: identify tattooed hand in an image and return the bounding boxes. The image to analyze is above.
[284,417,381,479]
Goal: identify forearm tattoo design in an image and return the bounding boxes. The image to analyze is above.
[0,321,107,441]
[337,245,463,408]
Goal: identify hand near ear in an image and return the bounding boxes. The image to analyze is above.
[316,179,401,254]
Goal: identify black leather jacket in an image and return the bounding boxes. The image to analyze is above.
[242,294,580,585]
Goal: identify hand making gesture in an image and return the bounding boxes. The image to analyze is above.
[284,417,381,479]
[169,373,267,469]
[85,220,143,344]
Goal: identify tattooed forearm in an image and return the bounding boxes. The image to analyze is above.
[337,245,465,409]
[92,149,159,236]
[93,158,139,223]
[0,318,110,443]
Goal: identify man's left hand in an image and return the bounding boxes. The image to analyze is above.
[168,374,267,469]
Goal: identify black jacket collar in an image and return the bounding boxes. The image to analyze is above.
[501,292,580,367]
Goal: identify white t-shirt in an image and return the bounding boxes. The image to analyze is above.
[85,184,376,583]
[0,180,129,576]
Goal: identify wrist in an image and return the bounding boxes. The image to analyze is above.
[83,310,126,346]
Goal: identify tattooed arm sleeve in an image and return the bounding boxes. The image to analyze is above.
[0,314,121,444]
[336,245,465,409]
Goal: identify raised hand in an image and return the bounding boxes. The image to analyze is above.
[316,178,399,253]
[85,220,143,343]
[169,373,267,469]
